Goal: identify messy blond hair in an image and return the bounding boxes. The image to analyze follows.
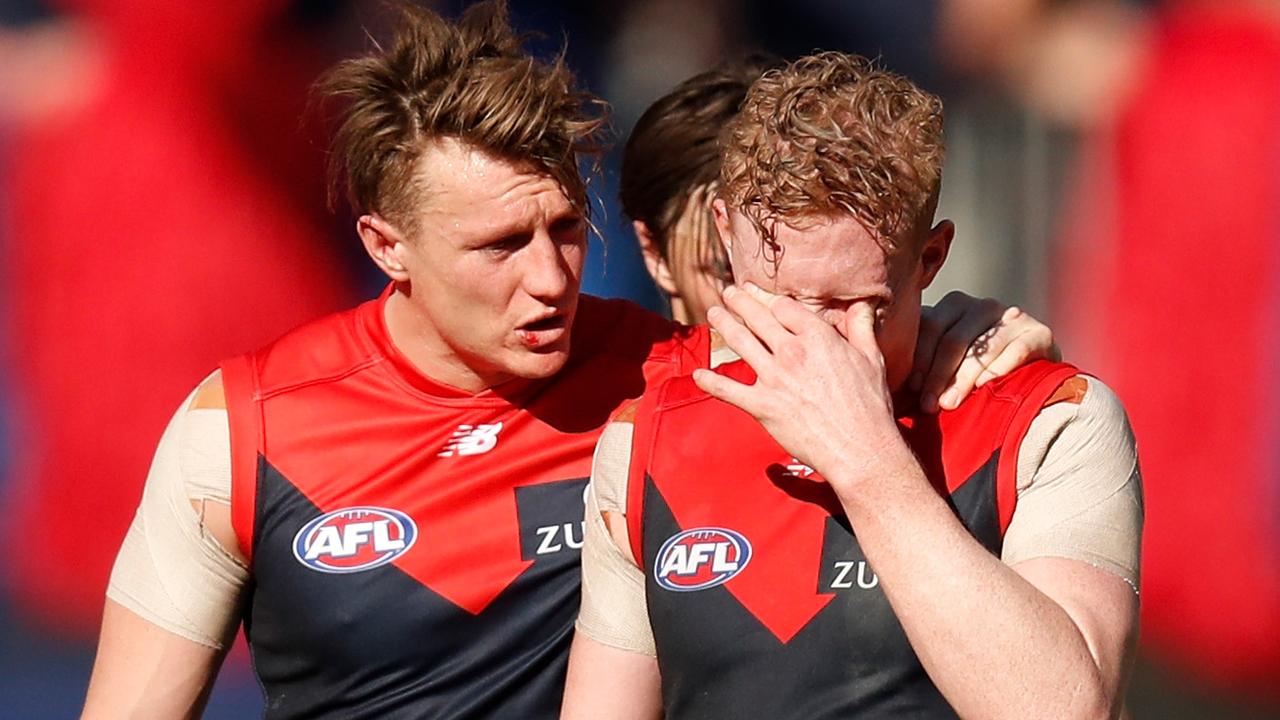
[318,0,608,232]
[721,52,944,255]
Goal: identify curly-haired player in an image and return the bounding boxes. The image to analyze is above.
[564,52,1141,720]
[620,57,1052,411]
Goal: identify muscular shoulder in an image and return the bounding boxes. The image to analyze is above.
[189,371,226,410]
[596,400,641,514]
[106,372,247,648]
[174,373,239,556]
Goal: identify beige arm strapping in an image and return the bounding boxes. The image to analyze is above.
[105,371,248,649]
[575,420,657,656]
[1003,376,1143,589]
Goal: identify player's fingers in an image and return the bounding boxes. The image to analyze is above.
[918,299,1004,413]
[973,335,1049,389]
[971,306,1056,387]
[780,297,835,338]
[740,283,827,337]
[972,324,1053,388]
[721,284,792,352]
[932,348,990,412]
[692,367,761,415]
[912,291,976,392]
[840,300,878,353]
[705,304,775,372]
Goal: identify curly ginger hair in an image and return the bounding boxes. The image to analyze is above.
[720,52,945,257]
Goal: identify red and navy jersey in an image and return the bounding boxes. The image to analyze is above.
[626,359,1078,719]
[220,286,708,719]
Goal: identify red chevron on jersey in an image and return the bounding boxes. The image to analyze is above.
[233,350,593,614]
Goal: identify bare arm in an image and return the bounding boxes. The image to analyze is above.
[82,600,229,719]
[562,633,663,720]
[829,471,1135,719]
[83,497,243,718]
[695,286,1137,719]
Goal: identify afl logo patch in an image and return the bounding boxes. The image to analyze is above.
[292,506,417,574]
[654,527,752,592]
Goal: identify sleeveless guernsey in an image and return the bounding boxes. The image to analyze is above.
[627,359,1078,719]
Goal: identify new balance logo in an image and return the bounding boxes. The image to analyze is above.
[439,422,504,457]
[785,458,816,478]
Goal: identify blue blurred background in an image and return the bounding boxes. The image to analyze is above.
[2,0,1278,717]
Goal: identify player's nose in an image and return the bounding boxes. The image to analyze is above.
[521,231,572,300]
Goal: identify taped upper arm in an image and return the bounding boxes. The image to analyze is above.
[181,371,242,566]
[1004,376,1143,588]
[105,371,247,650]
[576,407,656,656]
[999,377,1140,709]
[594,405,638,552]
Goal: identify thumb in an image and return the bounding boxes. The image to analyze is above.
[840,300,878,348]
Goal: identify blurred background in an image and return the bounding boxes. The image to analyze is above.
[1,0,1277,717]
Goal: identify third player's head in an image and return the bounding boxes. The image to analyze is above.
[321,0,607,391]
[713,52,954,391]
[621,56,780,325]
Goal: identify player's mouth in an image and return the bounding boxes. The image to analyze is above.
[516,313,568,348]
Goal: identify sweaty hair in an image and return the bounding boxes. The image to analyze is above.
[721,52,944,255]
[318,0,608,232]
[621,55,781,271]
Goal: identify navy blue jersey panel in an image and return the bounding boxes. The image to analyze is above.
[246,459,580,719]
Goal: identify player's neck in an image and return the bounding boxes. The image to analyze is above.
[382,289,517,395]
[669,296,694,325]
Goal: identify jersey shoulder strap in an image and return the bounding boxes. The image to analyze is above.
[218,299,380,562]
[623,358,753,564]
[219,352,262,562]
[956,360,1081,533]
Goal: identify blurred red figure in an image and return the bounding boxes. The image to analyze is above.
[1057,1,1280,701]
[4,0,357,635]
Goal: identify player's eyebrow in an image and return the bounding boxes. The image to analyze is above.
[791,286,892,306]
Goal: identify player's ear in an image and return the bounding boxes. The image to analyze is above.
[919,219,954,289]
[712,198,734,258]
[634,220,678,296]
[358,214,411,282]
